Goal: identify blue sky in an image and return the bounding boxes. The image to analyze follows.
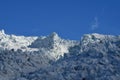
[0,0,120,40]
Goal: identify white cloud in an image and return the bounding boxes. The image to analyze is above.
[91,17,99,30]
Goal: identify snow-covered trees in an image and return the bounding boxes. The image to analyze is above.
[0,30,120,80]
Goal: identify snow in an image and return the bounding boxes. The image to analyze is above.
[29,32,78,59]
[0,29,5,34]
[0,29,120,80]
[81,33,116,46]
[0,30,78,59]
[0,30,38,51]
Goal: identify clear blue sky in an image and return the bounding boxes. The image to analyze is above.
[0,0,120,40]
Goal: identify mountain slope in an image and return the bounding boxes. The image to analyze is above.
[0,30,120,80]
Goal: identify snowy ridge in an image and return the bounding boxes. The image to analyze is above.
[81,33,117,45]
[0,30,38,51]
[29,32,78,59]
[0,30,78,59]
[0,30,120,80]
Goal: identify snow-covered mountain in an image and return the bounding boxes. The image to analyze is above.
[0,30,120,80]
[0,29,38,51]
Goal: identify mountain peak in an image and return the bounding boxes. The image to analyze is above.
[51,32,58,36]
[81,33,109,45]
[29,32,61,49]
[49,32,60,41]
[0,29,5,35]
[83,33,105,39]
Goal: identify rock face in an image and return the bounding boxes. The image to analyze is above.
[0,30,120,80]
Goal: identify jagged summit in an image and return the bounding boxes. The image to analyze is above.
[82,33,117,40]
[29,32,77,59]
[49,32,59,38]
[29,32,61,49]
[0,30,77,59]
[47,32,60,42]
[0,29,6,38]
[81,33,119,46]
[0,29,5,34]
[0,29,37,51]
[82,33,106,40]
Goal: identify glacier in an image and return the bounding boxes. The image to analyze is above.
[0,30,120,80]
